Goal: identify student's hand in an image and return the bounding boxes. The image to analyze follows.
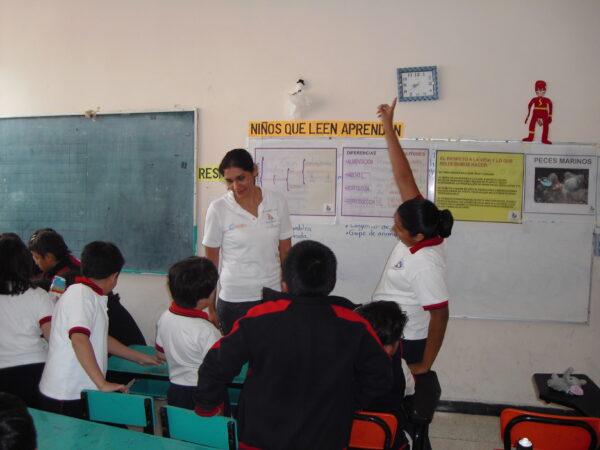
[135,352,162,366]
[377,97,397,124]
[156,350,167,363]
[208,309,221,332]
[99,381,129,394]
[408,362,430,375]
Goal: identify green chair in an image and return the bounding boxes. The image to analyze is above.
[81,389,155,434]
[160,405,237,449]
[129,378,170,398]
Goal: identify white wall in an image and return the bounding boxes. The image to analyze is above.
[1,0,599,407]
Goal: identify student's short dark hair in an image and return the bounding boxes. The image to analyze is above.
[218,148,255,176]
[0,393,37,450]
[81,241,124,279]
[0,233,34,296]
[283,240,336,297]
[397,198,454,240]
[27,228,71,260]
[354,301,407,346]
[168,257,218,309]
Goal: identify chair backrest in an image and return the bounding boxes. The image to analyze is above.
[81,390,155,434]
[160,405,238,450]
[349,411,398,450]
[500,408,600,450]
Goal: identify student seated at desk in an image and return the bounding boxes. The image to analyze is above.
[155,257,221,410]
[194,240,392,450]
[0,392,37,450]
[355,301,415,450]
[39,241,160,419]
[0,233,53,409]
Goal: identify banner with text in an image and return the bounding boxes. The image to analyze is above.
[249,121,404,138]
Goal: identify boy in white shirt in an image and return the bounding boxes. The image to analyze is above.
[156,257,221,409]
[39,241,160,418]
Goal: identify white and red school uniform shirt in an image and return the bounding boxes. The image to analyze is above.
[39,277,108,401]
[0,287,53,369]
[202,188,293,302]
[373,238,449,340]
[155,303,221,387]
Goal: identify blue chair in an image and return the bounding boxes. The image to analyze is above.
[81,390,155,434]
[160,405,237,449]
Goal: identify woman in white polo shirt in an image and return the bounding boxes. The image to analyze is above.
[0,233,53,408]
[373,99,454,375]
[203,149,292,335]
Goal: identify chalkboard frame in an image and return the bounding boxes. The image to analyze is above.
[0,110,197,273]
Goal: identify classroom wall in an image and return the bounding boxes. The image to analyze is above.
[1,0,599,407]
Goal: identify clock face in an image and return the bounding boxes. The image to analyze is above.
[397,66,438,101]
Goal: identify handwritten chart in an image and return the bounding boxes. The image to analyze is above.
[341,147,429,218]
[255,147,337,216]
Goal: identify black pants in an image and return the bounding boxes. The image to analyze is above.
[0,362,45,408]
[39,394,84,419]
[217,298,262,335]
[168,383,196,410]
[401,338,427,364]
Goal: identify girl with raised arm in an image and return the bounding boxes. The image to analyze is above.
[373,98,453,375]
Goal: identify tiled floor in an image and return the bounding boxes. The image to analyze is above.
[429,412,503,449]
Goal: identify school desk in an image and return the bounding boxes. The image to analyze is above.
[533,373,600,417]
[29,408,208,449]
[108,344,169,380]
[109,345,248,382]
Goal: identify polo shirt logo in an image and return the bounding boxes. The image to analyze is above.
[227,223,247,231]
[267,213,274,220]
[393,260,404,269]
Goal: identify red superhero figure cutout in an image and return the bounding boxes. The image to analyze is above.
[523,80,553,144]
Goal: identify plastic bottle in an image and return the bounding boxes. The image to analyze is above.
[515,437,533,449]
[49,276,66,302]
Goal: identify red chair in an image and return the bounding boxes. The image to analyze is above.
[500,408,600,450]
[349,411,398,450]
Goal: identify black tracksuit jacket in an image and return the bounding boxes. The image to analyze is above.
[194,288,392,450]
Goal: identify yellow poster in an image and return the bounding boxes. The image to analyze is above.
[197,166,224,181]
[435,151,524,223]
[248,121,403,138]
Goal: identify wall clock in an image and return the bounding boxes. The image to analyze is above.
[396,66,439,102]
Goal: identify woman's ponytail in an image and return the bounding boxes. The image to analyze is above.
[437,209,454,238]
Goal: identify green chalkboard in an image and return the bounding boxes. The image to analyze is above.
[0,111,196,272]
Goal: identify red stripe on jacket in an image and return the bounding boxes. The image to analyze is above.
[212,300,292,349]
[330,305,385,350]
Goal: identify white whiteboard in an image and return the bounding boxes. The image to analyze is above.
[249,138,598,323]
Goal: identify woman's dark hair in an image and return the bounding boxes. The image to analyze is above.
[218,148,255,176]
[0,393,37,450]
[283,240,336,297]
[397,198,453,240]
[28,228,70,260]
[355,301,407,346]
[168,257,219,309]
[0,233,34,296]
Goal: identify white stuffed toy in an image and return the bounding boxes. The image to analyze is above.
[547,367,587,395]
